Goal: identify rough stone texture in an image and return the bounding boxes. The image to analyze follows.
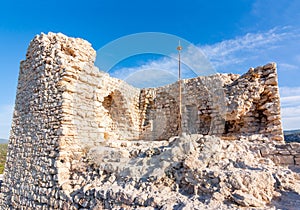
[139,63,283,141]
[0,32,297,209]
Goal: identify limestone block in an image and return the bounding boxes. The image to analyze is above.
[263,62,276,70]
[265,77,278,85]
[273,155,295,165]
[272,135,284,141]
[232,190,265,207]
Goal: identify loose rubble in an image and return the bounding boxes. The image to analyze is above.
[78,134,300,209]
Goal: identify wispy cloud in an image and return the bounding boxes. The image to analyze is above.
[200,27,298,71]
[110,57,183,88]
[280,86,300,98]
[110,44,215,88]
[280,87,300,130]
[0,104,14,139]
[111,26,299,88]
[278,63,298,71]
[281,106,300,130]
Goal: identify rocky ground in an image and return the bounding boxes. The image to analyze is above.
[64,134,300,209]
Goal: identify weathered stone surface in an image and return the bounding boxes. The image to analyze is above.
[0,32,295,209]
[295,158,300,165]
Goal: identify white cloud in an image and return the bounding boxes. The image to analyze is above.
[0,104,14,139]
[280,86,300,98]
[109,57,182,88]
[111,57,179,80]
[124,68,178,88]
[278,63,298,71]
[281,106,300,130]
[280,96,300,108]
[200,27,296,70]
[110,44,215,88]
[280,86,300,130]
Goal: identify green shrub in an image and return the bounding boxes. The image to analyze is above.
[0,144,8,174]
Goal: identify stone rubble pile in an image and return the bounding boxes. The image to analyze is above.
[60,135,300,209]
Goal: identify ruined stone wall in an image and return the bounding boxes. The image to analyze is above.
[0,32,285,209]
[260,141,300,165]
[0,33,75,208]
[224,63,283,140]
[139,75,231,140]
[0,32,141,208]
[139,63,283,141]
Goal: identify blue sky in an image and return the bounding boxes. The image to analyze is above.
[0,0,300,138]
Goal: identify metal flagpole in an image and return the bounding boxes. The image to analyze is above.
[177,41,182,136]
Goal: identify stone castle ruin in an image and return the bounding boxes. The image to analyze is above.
[1,33,300,209]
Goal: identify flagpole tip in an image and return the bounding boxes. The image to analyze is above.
[177,40,182,51]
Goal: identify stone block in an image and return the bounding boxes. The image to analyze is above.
[295,157,300,165]
[277,155,295,165]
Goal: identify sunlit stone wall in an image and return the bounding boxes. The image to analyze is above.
[0,32,284,209]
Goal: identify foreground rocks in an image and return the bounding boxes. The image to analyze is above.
[61,134,300,209]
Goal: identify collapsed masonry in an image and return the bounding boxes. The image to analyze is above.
[1,33,297,209]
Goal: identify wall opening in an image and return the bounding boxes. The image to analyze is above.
[102,94,113,110]
[102,90,134,139]
[199,114,212,135]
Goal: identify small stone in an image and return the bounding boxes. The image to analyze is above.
[232,190,265,207]
[263,62,276,70]
[265,77,277,85]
